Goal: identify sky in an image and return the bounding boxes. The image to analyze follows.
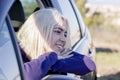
[87,0,120,6]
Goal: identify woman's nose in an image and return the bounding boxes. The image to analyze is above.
[60,34,66,42]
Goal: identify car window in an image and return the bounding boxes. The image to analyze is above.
[20,0,81,47]
[20,0,38,18]
[0,20,21,80]
[51,0,81,46]
[73,1,86,37]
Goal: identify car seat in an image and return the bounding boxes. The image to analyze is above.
[9,0,25,32]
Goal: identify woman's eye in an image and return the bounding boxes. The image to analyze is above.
[55,31,61,34]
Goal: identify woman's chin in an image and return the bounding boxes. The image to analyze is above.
[54,48,62,53]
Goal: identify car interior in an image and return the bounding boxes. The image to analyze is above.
[9,0,25,32]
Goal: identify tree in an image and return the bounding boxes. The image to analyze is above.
[22,0,38,18]
[75,0,104,27]
[75,0,86,17]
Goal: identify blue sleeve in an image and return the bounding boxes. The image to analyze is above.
[51,51,96,75]
[23,52,58,80]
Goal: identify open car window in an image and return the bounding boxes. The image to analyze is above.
[51,0,81,47]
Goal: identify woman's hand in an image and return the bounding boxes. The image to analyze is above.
[58,48,73,60]
[45,46,73,60]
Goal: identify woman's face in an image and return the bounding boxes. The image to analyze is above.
[50,20,67,53]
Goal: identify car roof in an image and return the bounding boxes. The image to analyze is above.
[0,0,14,27]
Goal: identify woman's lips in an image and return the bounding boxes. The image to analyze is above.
[57,45,63,49]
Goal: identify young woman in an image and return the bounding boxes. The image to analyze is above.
[17,8,96,80]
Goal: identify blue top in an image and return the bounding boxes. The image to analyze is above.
[20,47,96,80]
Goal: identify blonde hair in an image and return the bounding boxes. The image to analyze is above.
[17,8,71,60]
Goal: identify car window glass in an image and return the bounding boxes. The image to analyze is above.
[0,21,21,80]
[51,0,81,46]
[20,0,38,18]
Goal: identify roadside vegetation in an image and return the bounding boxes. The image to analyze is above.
[91,27,120,80]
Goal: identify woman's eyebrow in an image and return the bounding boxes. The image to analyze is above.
[54,27,67,33]
[54,27,63,31]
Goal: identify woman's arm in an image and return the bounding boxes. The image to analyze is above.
[51,51,96,75]
[23,52,58,80]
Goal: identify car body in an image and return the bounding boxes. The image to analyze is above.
[0,0,97,80]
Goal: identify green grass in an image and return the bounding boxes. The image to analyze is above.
[96,52,120,80]
[97,52,120,65]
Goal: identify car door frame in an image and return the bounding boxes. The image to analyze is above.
[5,15,25,80]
